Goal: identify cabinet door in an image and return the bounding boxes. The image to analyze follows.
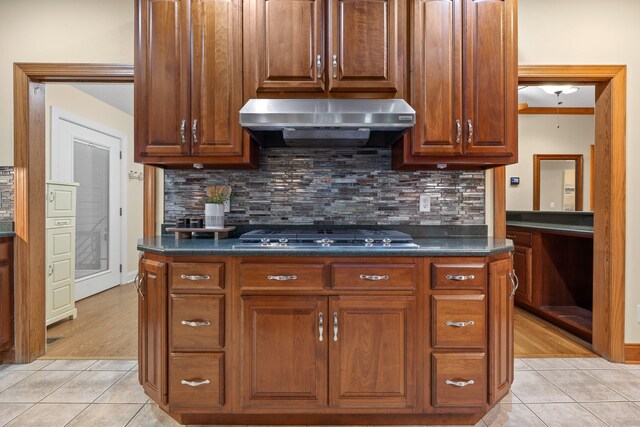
[135,0,190,158]
[513,245,533,305]
[328,0,403,94]
[46,184,77,218]
[242,297,328,409]
[0,263,12,352]
[409,0,462,156]
[191,0,244,156]
[462,0,517,157]
[249,0,325,93]
[329,297,416,410]
[139,258,168,404]
[488,257,514,404]
[45,227,76,325]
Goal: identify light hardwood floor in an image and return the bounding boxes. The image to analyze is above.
[43,283,137,359]
[515,307,595,358]
[40,283,593,359]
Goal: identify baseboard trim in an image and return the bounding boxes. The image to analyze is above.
[124,271,137,284]
[624,344,640,364]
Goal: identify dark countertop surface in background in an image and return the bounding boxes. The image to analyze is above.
[506,221,593,237]
[0,221,14,238]
[138,235,514,257]
[0,232,14,238]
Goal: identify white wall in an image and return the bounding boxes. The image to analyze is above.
[45,84,142,282]
[0,0,133,165]
[519,0,640,343]
[506,114,594,211]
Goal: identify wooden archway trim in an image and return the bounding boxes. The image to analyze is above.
[495,65,626,362]
[12,63,156,363]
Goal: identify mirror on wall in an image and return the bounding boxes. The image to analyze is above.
[533,154,583,211]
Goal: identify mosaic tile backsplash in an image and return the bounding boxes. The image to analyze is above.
[164,148,485,225]
[0,167,14,220]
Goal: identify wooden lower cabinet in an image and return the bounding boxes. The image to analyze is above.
[138,253,513,424]
[0,238,13,353]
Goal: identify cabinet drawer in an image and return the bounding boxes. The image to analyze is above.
[171,263,224,291]
[432,353,486,409]
[506,230,532,247]
[330,263,417,291]
[432,295,486,349]
[0,240,10,264]
[171,294,224,351]
[169,352,224,407]
[431,263,487,290]
[240,263,325,290]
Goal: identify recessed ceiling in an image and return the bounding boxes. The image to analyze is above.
[518,85,595,108]
[69,83,134,116]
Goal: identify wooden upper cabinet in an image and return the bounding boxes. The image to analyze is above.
[242,297,328,409]
[329,297,416,409]
[463,0,516,157]
[137,0,190,157]
[327,0,403,94]
[191,0,244,156]
[410,0,462,156]
[251,0,325,93]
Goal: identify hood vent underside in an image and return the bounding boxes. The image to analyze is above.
[239,99,416,148]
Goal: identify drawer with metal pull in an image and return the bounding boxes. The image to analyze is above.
[505,229,533,247]
[330,263,417,291]
[432,295,486,349]
[432,352,486,409]
[431,263,487,290]
[239,263,326,289]
[171,263,224,291]
[169,352,224,407]
[170,294,224,351]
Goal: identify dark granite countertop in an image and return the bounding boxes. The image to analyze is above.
[0,221,14,238]
[138,235,514,257]
[506,221,593,237]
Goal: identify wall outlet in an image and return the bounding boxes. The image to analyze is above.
[224,200,230,213]
[419,194,431,213]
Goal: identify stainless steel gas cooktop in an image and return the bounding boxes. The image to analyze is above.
[233,229,420,249]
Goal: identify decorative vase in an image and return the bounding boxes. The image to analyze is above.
[204,203,224,229]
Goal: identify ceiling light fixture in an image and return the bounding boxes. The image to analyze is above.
[540,85,579,95]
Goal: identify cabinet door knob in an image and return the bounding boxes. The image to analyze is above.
[332,54,338,79]
[319,312,324,342]
[49,192,55,203]
[267,275,298,281]
[181,320,211,327]
[445,274,475,281]
[445,379,475,387]
[192,119,198,144]
[180,119,186,144]
[48,265,54,276]
[181,379,210,387]
[445,320,475,327]
[467,119,473,145]
[333,312,338,342]
[455,119,462,144]
[359,274,389,281]
[180,274,210,281]
[317,54,323,79]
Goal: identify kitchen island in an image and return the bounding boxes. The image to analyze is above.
[136,235,515,425]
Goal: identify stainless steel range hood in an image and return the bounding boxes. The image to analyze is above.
[239,99,415,148]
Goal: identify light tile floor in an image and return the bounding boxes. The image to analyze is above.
[1,358,640,426]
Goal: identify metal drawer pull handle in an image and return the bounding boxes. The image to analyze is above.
[192,119,198,144]
[445,274,475,281]
[332,54,338,79]
[333,312,338,342]
[181,379,210,387]
[54,220,70,226]
[445,320,475,327]
[445,379,475,387]
[506,234,516,240]
[319,312,324,342]
[467,119,473,145]
[49,192,55,202]
[134,272,145,299]
[359,274,389,281]
[48,265,54,276]
[267,275,298,281]
[455,119,461,144]
[180,274,210,281]
[316,54,322,79]
[181,320,211,327]
[509,270,519,299]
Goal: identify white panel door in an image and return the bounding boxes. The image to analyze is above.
[52,109,123,300]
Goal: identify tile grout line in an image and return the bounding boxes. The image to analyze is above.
[520,402,552,427]
[0,402,35,427]
[536,367,629,403]
[0,370,37,394]
[576,401,615,427]
[124,402,148,427]
[578,368,638,401]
